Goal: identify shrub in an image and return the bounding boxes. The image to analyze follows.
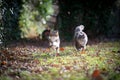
[19,0,54,38]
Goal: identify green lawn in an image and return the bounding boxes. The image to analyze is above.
[0,41,120,80]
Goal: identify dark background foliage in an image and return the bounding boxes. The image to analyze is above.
[1,0,22,44]
[58,0,120,40]
[0,0,120,44]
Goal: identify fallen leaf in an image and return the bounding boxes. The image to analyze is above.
[73,60,77,64]
[92,69,100,78]
[33,59,40,64]
[1,50,8,54]
[56,53,60,56]
[51,64,60,68]
[60,47,64,51]
[1,61,7,65]
[80,50,86,54]
[43,48,50,52]
[65,66,72,70]
[107,59,114,64]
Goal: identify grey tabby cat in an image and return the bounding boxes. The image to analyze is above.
[74,25,88,51]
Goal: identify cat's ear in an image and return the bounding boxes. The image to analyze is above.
[80,25,84,31]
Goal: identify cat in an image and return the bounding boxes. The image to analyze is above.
[48,30,60,53]
[74,25,88,51]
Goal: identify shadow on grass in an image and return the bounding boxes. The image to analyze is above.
[6,38,49,48]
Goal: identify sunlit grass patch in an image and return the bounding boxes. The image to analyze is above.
[27,41,120,80]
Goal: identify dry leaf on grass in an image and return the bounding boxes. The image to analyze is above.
[1,61,7,65]
[80,50,86,54]
[60,47,65,51]
[92,69,100,78]
[65,66,73,70]
[92,69,103,80]
[51,64,60,68]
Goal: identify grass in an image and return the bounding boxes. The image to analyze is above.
[0,41,120,80]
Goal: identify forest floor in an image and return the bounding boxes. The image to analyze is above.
[0,39,120,80]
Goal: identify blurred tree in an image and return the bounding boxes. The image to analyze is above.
[2,0,22,44]
[19,0,54,38]
[1,0,56,43]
